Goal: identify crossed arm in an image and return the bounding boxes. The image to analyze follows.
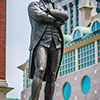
[28,2,69,25]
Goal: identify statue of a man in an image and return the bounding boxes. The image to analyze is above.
[28,0,68,100]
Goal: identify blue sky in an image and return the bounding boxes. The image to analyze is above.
[7,0,38,99]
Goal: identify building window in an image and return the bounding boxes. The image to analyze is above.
[60,50,76,77]
[70,3,73,34]
[78,42,95,70]
[96,0,100,13]
[26,69,32,89]
[98,40,100,63]
[76,0,79,26]
[63,82,71,100]
[82,76,91,94]
[73,29,81,40]
[63,5,68,34]
[92,21,100,32]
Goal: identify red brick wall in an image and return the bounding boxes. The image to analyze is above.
[0,0,6,80]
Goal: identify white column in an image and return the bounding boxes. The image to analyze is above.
[95,41,98,64]
[73,1,76,29]
[75,48,78,71]
[67,4,70,34]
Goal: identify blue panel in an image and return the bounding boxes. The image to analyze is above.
[65,54,68,58]
[63,66,65,70]
[23,71,25,75]
[68,69,70,73]
[60,67,62,71]
[90,44,93,48]
[71,68,73,72]
[63,83,71,100]
[84,63,86,68]
[93,54,95,59]
[87,45,89,50]
[99,58,100,63]
[78,30,81,38]
[93,42,95,47]
[74,62,75,66]
[93,49,95,53]
[78,48,81,53]
[90,50,92,54]
[84,52,86,57]
[74,67,76,71]
[60,72,62,76]
[78,54,81,58]
[90,55,93,60]
[98,41,100,45]
[78,60,81,64]
[84,58,86,62]
[79,65,81,70]
[98,52,100,57]
[23,86,25,90]
[84,46,87,51]
[87,51,89,55]
[82,64,84,69]
[93,60,95,64]
[98,47,100,51]
[68,52,70,57]
[92,22,96,32]
[74,56,75,60]
[81,53,83,57]
[97,21,100,30]
[65,25,67,31]
[71,51,73,56]
[71,63,73,67]
[66,70,68,74]
[66,65,67,69]
[87,62,89,67]
[63,71,65,75]
[68,64,70,68]
[68,58,70,62]
[63,55,65,59]
[90,61,93,65]
[63,61,65,64]
[73,31,77,40]
[81,59,83,63]
[82,76,91,94]
[66,59,67,63]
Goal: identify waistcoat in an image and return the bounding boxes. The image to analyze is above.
[39,24,62,48]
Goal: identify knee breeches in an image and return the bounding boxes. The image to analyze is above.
[34,43,61,82]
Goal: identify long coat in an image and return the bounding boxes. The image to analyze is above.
[28,1,68,81]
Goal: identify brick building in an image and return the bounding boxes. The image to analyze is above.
[18,0,100,100]
[0,0,13,100]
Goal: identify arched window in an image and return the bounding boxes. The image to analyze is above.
[63,82,71,100]
[82,76,91,94]
[73,29,81,40]
[92,21,100,32]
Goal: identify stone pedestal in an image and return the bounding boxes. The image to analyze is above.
[0,80,13,100]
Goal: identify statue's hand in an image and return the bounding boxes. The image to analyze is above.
[44,8,51,14]
[54,19,64,26]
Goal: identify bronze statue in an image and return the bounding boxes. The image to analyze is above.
[28,0,68,100]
